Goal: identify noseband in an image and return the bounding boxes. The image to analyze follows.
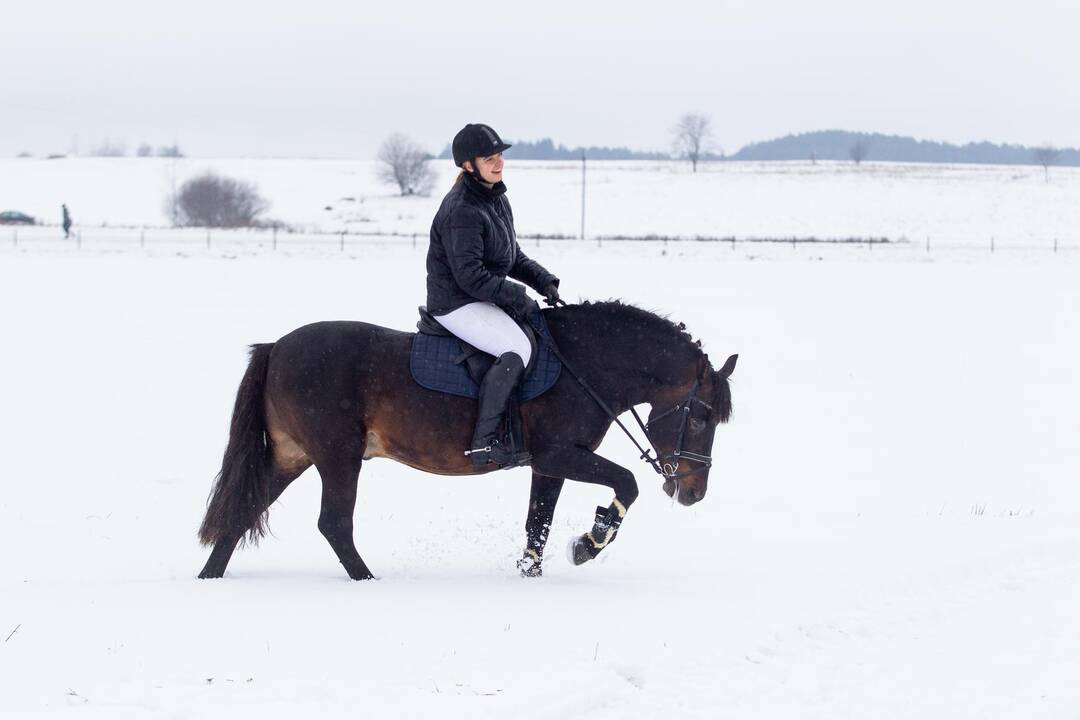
[637,379,714,480]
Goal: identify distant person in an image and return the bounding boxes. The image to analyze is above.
[425,123,561,468]
[62,204,72,239]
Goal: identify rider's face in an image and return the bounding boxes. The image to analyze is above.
[466,153,504,185]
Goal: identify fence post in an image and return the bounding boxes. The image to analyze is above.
[77,230,82,250]
[206,229,211,250]
[273,227,278,251]
[991,236,994,253]
[412,233,416,250]
[1053,237,1057,253]
[580,150,586,242]
[926,236,930,253]
[141,228,145,248]
[13,229,17,247]
[731,236,736,251]
[340,231,345,251]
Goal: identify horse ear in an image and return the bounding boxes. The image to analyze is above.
[718,354,738,379]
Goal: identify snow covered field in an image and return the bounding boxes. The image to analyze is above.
[1,234,1078,717]
[2,157,1079,251]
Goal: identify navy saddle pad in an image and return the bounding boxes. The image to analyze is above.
[410,312,562,401]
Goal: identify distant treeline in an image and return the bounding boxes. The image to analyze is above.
[730,130,1080,166]
[438,130,1079,166]
[438,138,686,161]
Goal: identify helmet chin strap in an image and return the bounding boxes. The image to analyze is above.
[466,159,489,186]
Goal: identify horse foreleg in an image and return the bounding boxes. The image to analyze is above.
[315,459,374,581]
[531,447,639,567]
[518,473,565,577]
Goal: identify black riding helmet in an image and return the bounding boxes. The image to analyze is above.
[452,123,512,170]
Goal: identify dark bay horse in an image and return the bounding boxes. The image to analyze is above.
[197,301,737,580]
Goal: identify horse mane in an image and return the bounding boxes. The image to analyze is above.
[555,300,733,422]
[559,298,707,359]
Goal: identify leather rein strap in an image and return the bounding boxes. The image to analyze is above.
[538,302,711,480]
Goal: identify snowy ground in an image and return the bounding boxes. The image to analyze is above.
[1,239,1078,718]
[1,157,1079,250]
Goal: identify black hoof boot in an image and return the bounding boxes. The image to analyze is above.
[567,534,601,566]
[567,504,624,566]
[517,549,543,577]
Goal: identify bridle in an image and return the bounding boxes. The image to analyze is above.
[634,379,714,480]
[541,324,713,482]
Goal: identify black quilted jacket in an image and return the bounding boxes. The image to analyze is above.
[425,174,559,316]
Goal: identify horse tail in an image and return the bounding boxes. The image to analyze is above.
[198,343,275,547]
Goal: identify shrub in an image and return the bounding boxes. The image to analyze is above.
[169,172,269,227]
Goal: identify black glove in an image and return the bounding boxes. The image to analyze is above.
[541,283,561,307]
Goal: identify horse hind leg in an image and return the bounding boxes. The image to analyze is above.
[315,455,374,581]
[198,460,309,579]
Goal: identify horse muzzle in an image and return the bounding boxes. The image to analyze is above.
[662,477,706,506]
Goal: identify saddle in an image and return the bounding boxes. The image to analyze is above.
[410,306,563,459]
[411,306,561,401]
[415,306,540,384]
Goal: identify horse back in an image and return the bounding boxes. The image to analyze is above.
[263,320,484,474]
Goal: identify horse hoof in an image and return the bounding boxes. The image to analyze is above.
[348,572,376,581]
[567,535,598,566]
[344,564,376,581]
[517,555,542,578]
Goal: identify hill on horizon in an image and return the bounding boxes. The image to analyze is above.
[729,130,1080,166]
[438,131,1078,167]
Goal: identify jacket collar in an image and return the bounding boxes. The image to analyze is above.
[463,173,507,202]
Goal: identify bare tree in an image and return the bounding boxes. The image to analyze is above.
[91,139,127,157]
[672,113,712,172]
[136,143,153,157]
[157,144,185,158]
[849,141,869,165]
[1033,146,1060,183]
[169,171,269,227]
[163,160,181,225]
[377,134,436,196]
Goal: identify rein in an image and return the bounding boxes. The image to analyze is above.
[537,303,712,481]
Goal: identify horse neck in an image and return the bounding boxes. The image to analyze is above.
[550,308,700,412]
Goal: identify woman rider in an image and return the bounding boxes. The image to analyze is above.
[426,123,561,468]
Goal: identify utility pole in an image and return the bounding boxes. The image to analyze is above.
[580,149,586,241]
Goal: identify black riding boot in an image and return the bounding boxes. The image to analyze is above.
[467,352,532,468]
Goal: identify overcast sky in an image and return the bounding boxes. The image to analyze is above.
[4,0,1078,158]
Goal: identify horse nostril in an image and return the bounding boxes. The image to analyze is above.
[680,486,704,504]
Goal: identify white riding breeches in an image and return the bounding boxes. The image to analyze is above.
[434,302,532,368]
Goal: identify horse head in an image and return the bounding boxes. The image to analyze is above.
[650,353,737,506]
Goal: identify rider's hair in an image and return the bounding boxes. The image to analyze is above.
[453,170,465,186]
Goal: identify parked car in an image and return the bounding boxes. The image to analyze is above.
[0,211,36,225]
